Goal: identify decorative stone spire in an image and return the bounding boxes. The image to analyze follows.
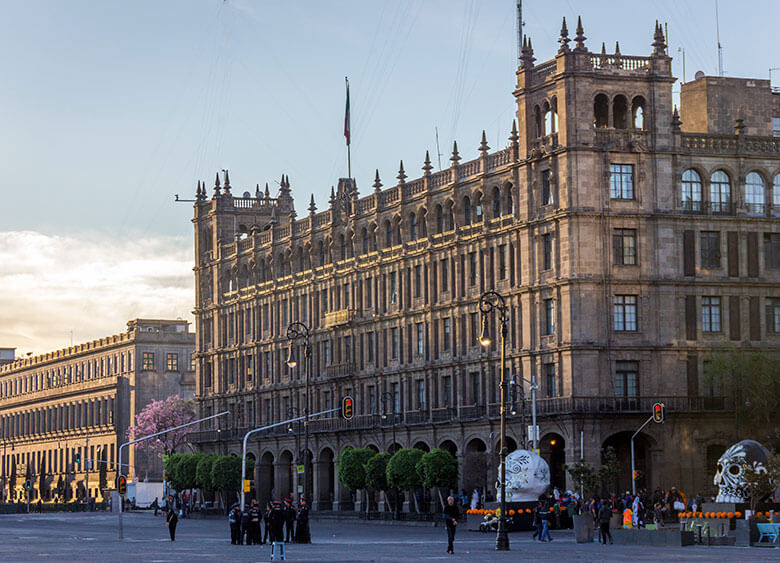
[672,105,682,132]
[213,172,221,196]
[520,36,535,69]
[270,204,278,224]
[479,130,490,155]
[279,174,291,197]
[397,160,407,183]
[509,119,519,144]
[264,182,270,199]
[573,16,587,52]
[195,181,202,200]
[734,108,746,136]
[255,183,261,199]
[309,194,317,215]
[330,186,336,206]
[450,141,461,165]
[615,41,621,56]
[652,20,666,57]
[422,151,433,175]
[373,169,382,193]
[223,169,231,194]
[558,17,570,54]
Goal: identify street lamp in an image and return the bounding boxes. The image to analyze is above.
[286,321,311,520]
[479,290,510,551]
[381,391,399,519]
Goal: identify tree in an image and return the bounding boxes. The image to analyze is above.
[179,453,200,490]
[9,458,16,500]
[736,453,780,513]
[56,475,64,501]
[565,459,599,498]
[337,447,375,512]
[705,348,780,449]
[598,446,621,496]
[364,452,391,492]
[98,447,108,499]
[126,395,196,458]
[165,453,186,492]
[212,455,246,509]
[38,458,47,501]
[387,449,424,511]
[417,449,458,490]
[195,454,217,492]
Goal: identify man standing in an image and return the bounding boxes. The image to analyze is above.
[283,499,295,542]
[294,498,311,544]
[598,500,613,544]
[443,495,459,555]
[263,503,272,544]
[270,501,285,543]
[229,503,242,545]
[166,502,179,541]
[249,499,262,545]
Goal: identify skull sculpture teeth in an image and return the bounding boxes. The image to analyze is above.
[713,439,770,503]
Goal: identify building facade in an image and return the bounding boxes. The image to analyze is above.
[191,19,780,508]
[0,319,195,502]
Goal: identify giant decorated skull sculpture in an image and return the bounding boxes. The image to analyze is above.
[497,449,550,502]
[713,439,770,503]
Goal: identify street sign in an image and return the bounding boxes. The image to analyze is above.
[297,485,303,494]
[527,425,540,441]
[243,480,251,493]
[296,464,305,474]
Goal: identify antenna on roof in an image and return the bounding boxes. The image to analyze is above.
[516,0,523,65]
[435,126,442,171]
[715,0,724,76]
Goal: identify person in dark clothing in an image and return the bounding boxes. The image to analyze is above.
[294,498,311,544]
[284,499,296,542]
[598,500,613,544]
[241,504,252,544]
[270,502,285,542]
[166,505,178,541]
[249,499,262,545]
[151,497,159,517]
[443,496,459,555]
[532,501,543,541]
[229,504,242,545]
[539,502,553,542]
[263,503,272,544]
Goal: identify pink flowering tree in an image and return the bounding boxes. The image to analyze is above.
[127,395,196,457]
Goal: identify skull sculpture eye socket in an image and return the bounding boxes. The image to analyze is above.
[728,464,741,476]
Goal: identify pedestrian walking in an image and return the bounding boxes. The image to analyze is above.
[443,495,459,555]
[598,500,613,544]
[294,498,311,544]
[151,497,159,517]
[166,503,179,541]
[539,501,553,542]
[284,499,295,542]
[229,503,242,545]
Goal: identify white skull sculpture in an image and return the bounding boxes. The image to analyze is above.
[713,440,770,503]
[497,449,550,502]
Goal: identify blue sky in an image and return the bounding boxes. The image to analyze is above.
[1,0,778,354]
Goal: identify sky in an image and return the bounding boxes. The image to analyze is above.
[1,0,778,355]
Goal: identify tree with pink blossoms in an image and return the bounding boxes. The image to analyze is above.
[127,395,196,457]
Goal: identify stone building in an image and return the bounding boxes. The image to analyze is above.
[190,18,780,508]
[0,319,195,502]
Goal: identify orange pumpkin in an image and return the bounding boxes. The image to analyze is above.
[735,512,742,518]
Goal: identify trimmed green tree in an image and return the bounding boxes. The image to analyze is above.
[364,452,391,511]
[212,455,245,509]
[179,453,200,490]
[195,454,217,493]
[387,448,424,512]
[165,453,186,492]
[417,449,458,510]
[337,447,375,512]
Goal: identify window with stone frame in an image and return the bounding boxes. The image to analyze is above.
[701,296,722,332]
[613,228,637,265]
[764,233,780,269]
[766,298,780,333]
[390,327,399,359]
[541,169,554,206]
[610,164,634,200]
[416,322,424,357]
[544,363,558,397]
[542,233,553,271]
[613,295,638,332]
[469,252,477,286]
[681,169,702,212]
[165,353,178,372]
[745,172,766,215]
[416,379,425,410]
[615,361,638,398]
[470,312,479,346]
[142,352,155,371]
[710,171,732,214]
[442,317,451,352]
[442,375,452,407]
[543,298,555,335]
[700,231,721,269]
[498,244,507,279]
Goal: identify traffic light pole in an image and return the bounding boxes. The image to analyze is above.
[630,415,653,497]
[117,410,229,539]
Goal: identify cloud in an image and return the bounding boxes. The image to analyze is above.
[0,231,194,356]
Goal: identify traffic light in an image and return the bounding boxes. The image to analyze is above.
[632,470,639,481]
[74,449,81,464]
[24,479,31,491]
[117,475,127,495]
[341,396,354,420]
[652,402,665,423]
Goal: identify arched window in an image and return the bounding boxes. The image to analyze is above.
[745,172,766,215]
[534,105,542,138]
[362,228,369,255]
[385,220,393,248]
[710,170,731,214]
[613,95,628,129]
[410,213,418,240]
[505,184,514,216]
[371,228,377,252]
[632,96,646,129]
[681,169,702,212]
[543,101,553,136]
[594,94,609,128]
[447,206,454,231]
[551,97,558,133]
[339,234,346,260]
[475,196,483,222]
[435,205,443,234]
[463,197,472,225]
[492,187,501,218]
[774,174,780,214]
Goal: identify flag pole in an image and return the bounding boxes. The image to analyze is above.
[345,76,351,178]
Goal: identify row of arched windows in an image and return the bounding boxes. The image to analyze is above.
[594,94,645,129]
[535,98,559,138]
[681,168,780,215]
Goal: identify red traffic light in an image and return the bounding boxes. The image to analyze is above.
[652,402,665,423]
[117,475,127,495]
[341,396,354,420]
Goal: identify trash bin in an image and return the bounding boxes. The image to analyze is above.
[573,514,594,543]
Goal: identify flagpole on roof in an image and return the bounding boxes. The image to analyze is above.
[344,76,351,179]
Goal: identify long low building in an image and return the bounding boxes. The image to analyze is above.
[0,319,195,502]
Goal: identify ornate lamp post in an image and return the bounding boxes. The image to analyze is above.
[381,391,399,519]
[479,290,510,551]
[286,321,311,517]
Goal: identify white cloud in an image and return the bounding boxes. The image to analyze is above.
[0,231,194,356]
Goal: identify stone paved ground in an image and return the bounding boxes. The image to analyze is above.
[0,512,777,562]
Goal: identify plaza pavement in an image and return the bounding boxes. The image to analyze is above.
[0,511,777,562]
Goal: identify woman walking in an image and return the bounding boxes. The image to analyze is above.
[166,501,179,541]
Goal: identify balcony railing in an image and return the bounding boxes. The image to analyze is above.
[323,309,355,328]
[681,200,736,216]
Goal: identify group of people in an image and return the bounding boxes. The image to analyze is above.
[229,498,310,546]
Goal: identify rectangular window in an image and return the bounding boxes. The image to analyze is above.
[323,390,332,411]
[615,361,638,398]
[541,169,553,206]
[165,353,178,372]
[613,295,638,332]
[324,340,331,364]
[365,277,372,308]
[390,327,399,359]
[442,318,451,351]
[542,234,552,271]
[389,272,397,305]
[416,322,424,356]
[702,296,722,332]
[442,375,452,407]
[469,252,477,286]
[142,352,154,371]
[392,382,400,413]
[368,386,376,414]
[700,231,721,269]
[613,228,637,265]
[544,363,558,397]
[416,380,425,409]
[367,331,375,363]
[441,259,449,292]
[470,312,479,346]
[498,244,507,279]
[774,117,780,138]
[414,265,422,298]
[543,299,555,335]
[471,372,480,404]
[764,233,780,269]
[610,163,634,199]
[766,298,780,333]
[344,283,350,308]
